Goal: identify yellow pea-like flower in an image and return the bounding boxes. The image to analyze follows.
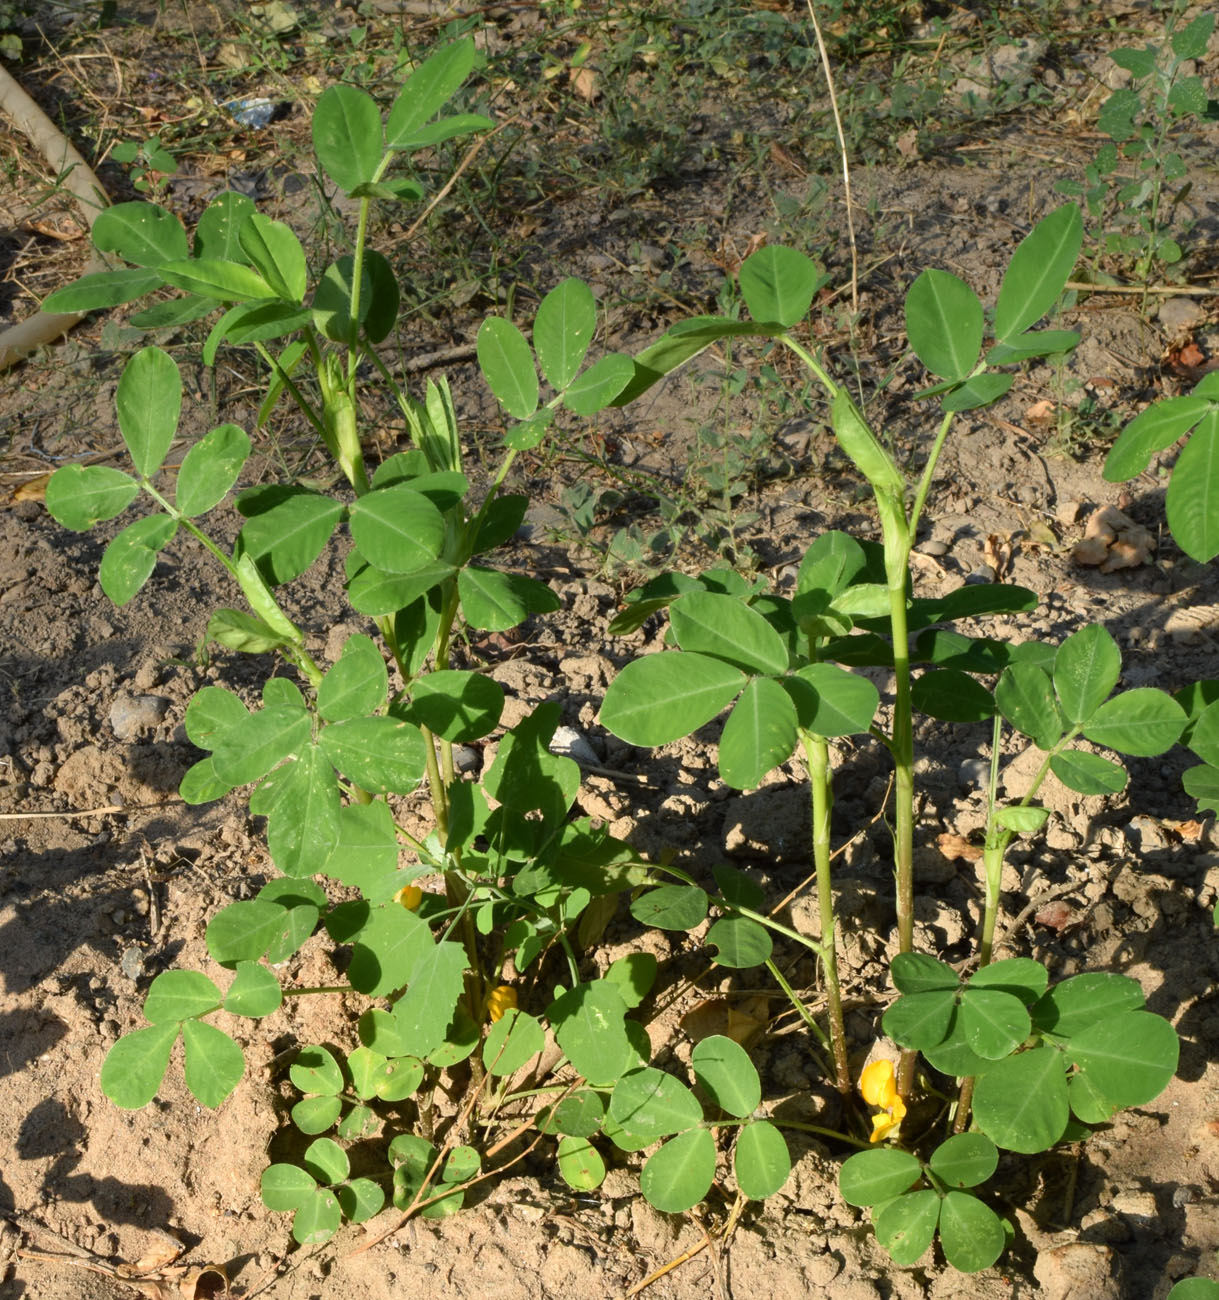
[394,884,423,911]
[860,1059,907,1143]
[485,984,517,1023]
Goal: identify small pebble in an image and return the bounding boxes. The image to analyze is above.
[916,538,949,557]
[550,725,601,766]
[452,745,481,774]
[109,694,169,741]
[1159,296,1205,334]
[120,946,146,982]
[965,564,997,584]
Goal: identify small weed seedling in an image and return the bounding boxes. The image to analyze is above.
[1057,8,1215,279]
[42,32,1195,1280]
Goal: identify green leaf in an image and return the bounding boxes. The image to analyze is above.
[839,1148,923,1206]
[1167,1281,1219,1300]
[670,592,789,675]
[533,277,595,390]
[972,1044,1069,1152]
[45,464,138,531]
[312,255,371,342]
[734,1120,790,1200]
[562,352,635,414]
[993,203,1083,339]
[42,267,164,313]
[211,705,310,787]
[912,668,995,723]
[1082,688,1185,756]
[874,1188,939,1267]
[407,670,503,742]
[784,662,881,737]
[261,1163,317,1212]
[478,315,539,419]
[959,987,1031,1059]
[313,83,382,193]
[968,956,1049,1002]
[266,747,341,876]
[941,372,1014,412]
[100,1021,179,1108]
[548,980,633,1084]
[985,329,1080,365]
[318,633,388,722]
[179,756,231,805]
[706,916,773,969]
[1054,624,1121,724]
[144,970,221,1022]
[883,989,957,1050]
[611,1067,703,1138]
[718,676,797,789]
[92,201,188,267]
[259,878,326,964]
[206,900,283,966]
[303,1136,350,1185]
[557,1136,606,1191]
[1050,749,1127,795]
[347,1046,422,1101]
[292,1188,342,1244]
[891,952,958,993]
[386,38,477,146]
[629,884,708,931]
[336,1104,379,1141]
[604,953,658,1010]
[905,268,982,381]
[611,316,780,406]
[1174,12,1215,58]
[99,514,177,606]
[237,484,345,586]
[1032,971,1145,1038]
[348,484,446,575]
[929,1133,998,1189]
[1167,413,1219,561]
[182,1019,244,1107]
[320,716,427,794]
[1183,762,1219,816]
[117,346,181,477]
[1186,696,1219,764]
[1067,1011,1178,1107]
[336,1178,386,1224]
[326,900,429,998]
[348,560,454,617]
[640,1128,717,1213]
[157,257,273,301]
[938,1191,1006,1272]
[393,940,468,1057]
[194,191,256,260]
[992,800,1050,832]
[600,652,745,746]
[458,566,559,631]
[176,424,249,517]
[472,493,528,553]
[739,245,822,326]
[290,1046,344,1096]
[996,663,1063,750]
[238,214,308,302]
[1104,396,1208,481]
[691,1035,760,1117]
[543,1089,607,1137]
[223,961,282,1017]
[483,1008,545,1076]
[362,247,400,343]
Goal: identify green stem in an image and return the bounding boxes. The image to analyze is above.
[800,731,851,1093]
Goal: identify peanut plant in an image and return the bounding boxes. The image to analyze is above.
[41,39,1193,1276]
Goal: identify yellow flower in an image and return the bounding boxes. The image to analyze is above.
[860,1059,907,1143]
[486,984,517,1023]
[394,884,423,911]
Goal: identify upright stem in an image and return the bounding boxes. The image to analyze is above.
[802,732,851,1093]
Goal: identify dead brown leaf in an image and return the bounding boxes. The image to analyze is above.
[11,473,50,503]
[568,65,599,102]
[983,532,1014,578]
[681,995,770,1048]
[936,831,982,863]
[1025,398,1056,426]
